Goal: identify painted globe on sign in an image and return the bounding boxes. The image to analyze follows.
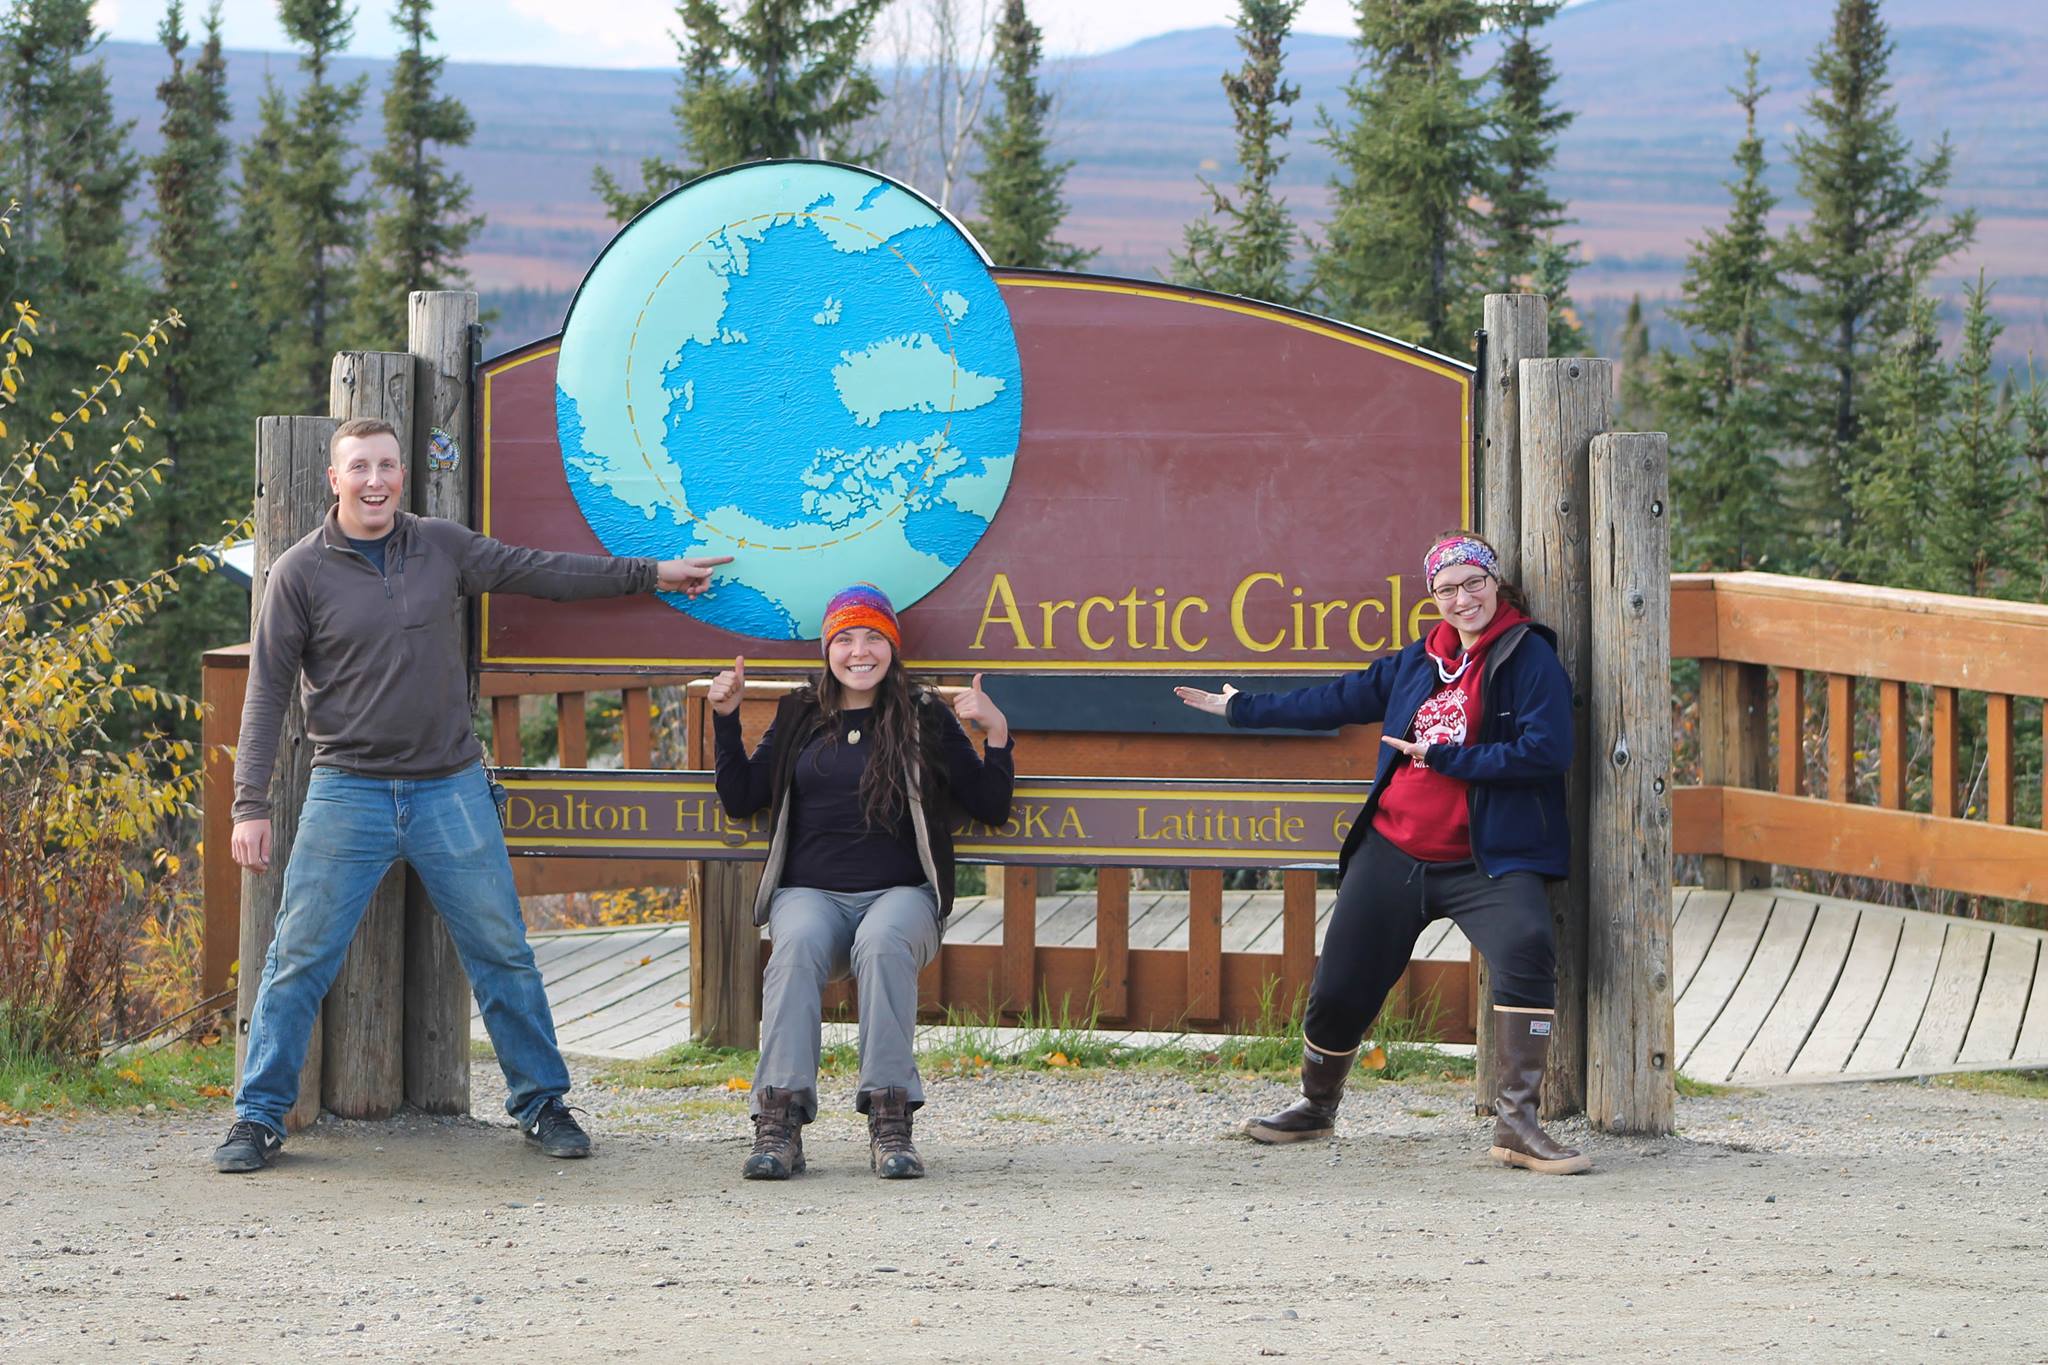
[555,160,1023,640]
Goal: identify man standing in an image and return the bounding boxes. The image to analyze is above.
[216,417,731,1173]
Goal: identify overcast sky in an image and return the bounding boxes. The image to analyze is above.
[94,0,1387,66]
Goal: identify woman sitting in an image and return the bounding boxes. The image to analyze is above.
[710,584,1016,1180]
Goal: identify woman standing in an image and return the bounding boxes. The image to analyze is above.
[1175,532,1588,1174]
[711,584,1015,1180]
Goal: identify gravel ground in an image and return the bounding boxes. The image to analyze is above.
[3,1056,2045,1362]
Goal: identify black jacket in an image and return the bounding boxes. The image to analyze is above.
[713,688,1015,923]
[1227,621,1573,879]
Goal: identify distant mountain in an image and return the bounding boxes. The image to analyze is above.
[106,0,2045,361]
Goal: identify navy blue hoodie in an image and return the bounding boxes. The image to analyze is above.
[1225,620,1573,879]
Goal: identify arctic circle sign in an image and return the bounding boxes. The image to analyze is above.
[478,159,1472,676]
[554,161,1023,640]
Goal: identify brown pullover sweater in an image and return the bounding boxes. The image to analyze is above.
[233,509,657,822]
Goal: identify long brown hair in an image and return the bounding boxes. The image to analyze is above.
[812,647,937,829]
[1430,528,1530,615]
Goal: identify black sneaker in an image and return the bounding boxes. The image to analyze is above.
[213,1119,283,1173]
[522,1098,591,1158]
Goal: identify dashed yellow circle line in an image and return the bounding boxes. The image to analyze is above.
[614,208,985,555]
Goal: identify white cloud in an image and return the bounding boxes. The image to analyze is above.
[501,0,681,64]
[101,0,1469,68]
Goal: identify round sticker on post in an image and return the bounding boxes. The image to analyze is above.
[427,426,460,472]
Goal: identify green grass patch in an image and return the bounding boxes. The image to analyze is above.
[610,1096,749,1121]
[599,1041,757,1091]
[0,1036,235,1118]
[1922,1069,2048,1101]
[1675,1072,1734,1098]
[598,979,1476,1092]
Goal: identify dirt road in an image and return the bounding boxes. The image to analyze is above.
[4,1064,2043,1361]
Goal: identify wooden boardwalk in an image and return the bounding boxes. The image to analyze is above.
[482,887,2048,1083]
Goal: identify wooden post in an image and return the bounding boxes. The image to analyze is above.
[1094,867,1130,1023]
[402,292,479,1115]
[1518,356,1612,1119]
[686,687,761,1048]
[1002,865,1039,1016]
[1587,432,1676,1135]
[691,860,763,1048]
[1480,294,1547,585]
[237,416,336,1134]
[1474,293,1548,1111]
[200,650,247,1002]
[1699,659,1770,891]
[318,351,414,1121]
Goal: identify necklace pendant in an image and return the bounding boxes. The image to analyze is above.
[847,728,862,745]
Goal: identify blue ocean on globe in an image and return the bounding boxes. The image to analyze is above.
[555,162,1024,640]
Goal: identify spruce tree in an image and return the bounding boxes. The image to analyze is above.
[1532,233,1583,353]
[969,0,1092,270]
[593,0,888,224]
[1485,2,1571,292]
[0,0,146,431]
[142,0,255,704]
[354,0,481,350]
[1169,0,1305,306]
[1776,0,1976,552]
[244,0,368,415]
[1651,55,1792,572]
[1844,287,1944,584]
[1923,273,2023,597]
[1311,0,1491,354]
[1616,293,1650,427]
[2017,362,2048,599]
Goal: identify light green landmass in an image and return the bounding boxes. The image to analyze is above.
[941,290,969,322]
[809,187,942,255]
[685,499,954,635]
[814,296,842,325]
[799,433,967,527]
[832,332,1005,428]
[940,452,1014,520]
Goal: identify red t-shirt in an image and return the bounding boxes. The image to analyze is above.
[1372,606,1526,862]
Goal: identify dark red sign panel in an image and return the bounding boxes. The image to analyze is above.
[478,270,1471,676]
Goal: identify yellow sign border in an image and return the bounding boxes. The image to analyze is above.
[477,276,1473,673]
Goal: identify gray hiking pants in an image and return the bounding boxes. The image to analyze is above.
[751,883,941,1124]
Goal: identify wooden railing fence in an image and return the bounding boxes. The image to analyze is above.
[1673,572,2048,912]
[201,653,1479,1044]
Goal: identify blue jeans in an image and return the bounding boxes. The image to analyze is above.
[236,763,570,1136]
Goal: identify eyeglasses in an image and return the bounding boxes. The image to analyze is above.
[1429,572,1494,603]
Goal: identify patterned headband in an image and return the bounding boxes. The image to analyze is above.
[1424,536,1499,587]
[820,582,901,651]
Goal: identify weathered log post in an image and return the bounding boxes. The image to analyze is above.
[1473,293,1548,1111]
[237,416,336,1133]
[318,351,415,1120]
[1517,356,1611,1119]
[1588,432,1676,1134]
[403,292,479,1114]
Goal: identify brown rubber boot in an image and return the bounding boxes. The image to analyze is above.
[1244,1040,1358,1144]
[742,1086,807,1180]
[1489,1009,1591,1175]
[866,1086,925,1179]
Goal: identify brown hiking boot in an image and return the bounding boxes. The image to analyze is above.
[1244,1041,1358,1144]
[1489,1008,1591,1175]
[743,1086,806,1180]
[865,1086,924,1179]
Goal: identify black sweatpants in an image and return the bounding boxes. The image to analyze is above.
[1301,828,1556,1054]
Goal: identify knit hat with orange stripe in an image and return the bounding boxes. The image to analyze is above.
[820,582,901,652]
